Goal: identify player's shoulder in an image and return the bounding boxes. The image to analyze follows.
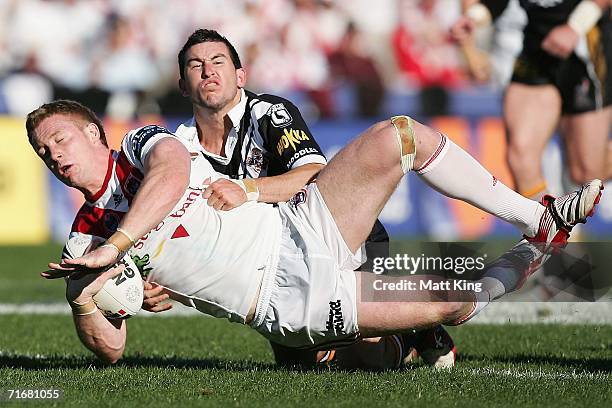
[247,91,301,128]
[122,124,182,162]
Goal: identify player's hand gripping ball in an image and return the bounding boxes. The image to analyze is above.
[66,255,144,319]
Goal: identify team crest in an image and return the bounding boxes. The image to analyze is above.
[246,147,266,174]
[289,186,308,209]
[268,103,293,128]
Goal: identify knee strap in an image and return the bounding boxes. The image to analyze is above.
[391,115,416,173]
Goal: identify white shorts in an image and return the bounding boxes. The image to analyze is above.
[250,184,365,348]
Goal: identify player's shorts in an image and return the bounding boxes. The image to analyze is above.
[511,20,611,114]
[249,183,364,349]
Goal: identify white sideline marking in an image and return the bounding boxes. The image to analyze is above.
[468,367,608,380]
[0,302,611,323]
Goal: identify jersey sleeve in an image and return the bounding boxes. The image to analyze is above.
[121,125,177,172]
[260,98,327,171]
[62,231,104,260]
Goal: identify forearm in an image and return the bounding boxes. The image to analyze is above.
[119,139,191,241]
[72,306,126,363]
[255,163,324,203]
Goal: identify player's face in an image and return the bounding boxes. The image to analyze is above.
[181,41,245,112]
[31,114,102,190]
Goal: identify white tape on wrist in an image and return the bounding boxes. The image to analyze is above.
[568,1,602,35]
[235,179,260,202]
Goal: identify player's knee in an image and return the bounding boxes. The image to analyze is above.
[568,163,603,184]
[506,145,538,173]
[437,302,471,325]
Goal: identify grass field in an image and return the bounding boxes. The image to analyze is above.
[1,245,611,407]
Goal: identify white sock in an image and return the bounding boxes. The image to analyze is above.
[417,135,545,237]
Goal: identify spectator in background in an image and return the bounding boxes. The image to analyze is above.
[392,0,467,116]
[90,13,160,119]
[328,22,385,117]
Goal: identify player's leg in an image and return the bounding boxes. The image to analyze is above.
[270,335,408,370]
[560,107,611,184]
[316,116,546,253]
[357,176,603,336]
[504,83,562,200]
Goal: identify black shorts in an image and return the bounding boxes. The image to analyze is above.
[511,23,611,114]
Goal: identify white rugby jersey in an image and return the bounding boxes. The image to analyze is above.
[63,125,282,323]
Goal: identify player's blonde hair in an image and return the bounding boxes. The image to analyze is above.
[26,99,108,147]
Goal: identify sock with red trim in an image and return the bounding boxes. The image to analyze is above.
[416,135,545,237]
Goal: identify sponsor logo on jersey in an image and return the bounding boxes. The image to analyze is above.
[287,147,319,168]
[170,187,203,218]
[268,103,293,128]
[171,224,190,239]
[131,125,172,160]
[326,300,345,333]
[246,147,266,173]
[277,128,310,156]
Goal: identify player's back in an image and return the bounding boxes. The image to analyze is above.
[130,152,282,324]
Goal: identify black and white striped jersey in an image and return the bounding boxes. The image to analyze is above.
[175,89,327,180]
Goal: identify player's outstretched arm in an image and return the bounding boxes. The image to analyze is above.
[67,265,128,364]
[55,138,191,273]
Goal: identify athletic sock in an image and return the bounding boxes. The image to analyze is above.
[416,135,545,237]
[478,239,546,299]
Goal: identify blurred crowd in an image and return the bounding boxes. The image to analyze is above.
[0,0,525,119]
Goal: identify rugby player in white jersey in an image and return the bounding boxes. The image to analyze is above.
[28,100,602,364]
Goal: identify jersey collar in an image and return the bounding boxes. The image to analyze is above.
[86,150,115,203]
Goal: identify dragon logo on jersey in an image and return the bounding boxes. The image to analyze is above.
[131,254,153,279]
[246,147,266,174]
[268,103,293,128]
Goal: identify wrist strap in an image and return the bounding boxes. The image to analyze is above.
[106,228,135,254]
[70,298,97,316]
[568,1,602,35]
[235,179,260,202]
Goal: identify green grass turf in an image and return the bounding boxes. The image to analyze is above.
[1,244,611,407]
[0,241,516,304]
[1,315,611,408]
[0,244,65,303]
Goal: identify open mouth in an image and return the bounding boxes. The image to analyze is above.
[60,164,72,176]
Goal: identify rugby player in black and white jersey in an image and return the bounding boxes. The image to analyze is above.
[453,0,611,201]
[31,99,602,366]
[170,29,455,369]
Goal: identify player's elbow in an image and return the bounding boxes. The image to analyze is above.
[95,343,125,364]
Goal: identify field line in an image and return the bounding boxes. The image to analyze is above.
[0,302,611,324]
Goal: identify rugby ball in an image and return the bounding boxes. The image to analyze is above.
[66,255,144,319]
